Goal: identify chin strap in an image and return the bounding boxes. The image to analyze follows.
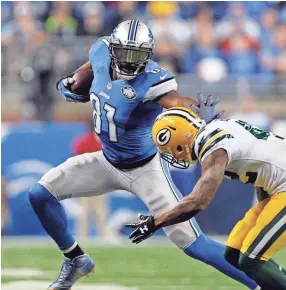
[117,71,136,81]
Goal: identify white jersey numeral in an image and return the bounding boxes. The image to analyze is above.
[91,93,101,134]
[90,93,118,142]
[104,103,118,142]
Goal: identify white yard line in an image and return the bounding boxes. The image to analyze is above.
[1,268,44,277]
[1,281,138,290]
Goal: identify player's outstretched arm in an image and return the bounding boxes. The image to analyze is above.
[154,149,228,228]
[156,90,198,108]
[157,91,223,124]
[126,149,228,244]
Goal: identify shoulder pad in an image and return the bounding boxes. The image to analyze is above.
[195,122,233,162]
[89,37,110,70]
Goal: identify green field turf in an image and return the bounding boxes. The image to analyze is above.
[2,244,286,289]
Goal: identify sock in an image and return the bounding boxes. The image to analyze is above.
[63,244,84,260]
[184,234,258,290]
[224,246,241,269]
[239,254,286,290]
[224,246,286,274]
[29,183,78,251]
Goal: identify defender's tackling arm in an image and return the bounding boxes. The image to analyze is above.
[126,149,228,243]
[154,149,228,228]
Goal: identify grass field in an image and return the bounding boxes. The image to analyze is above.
[2,241,286,290]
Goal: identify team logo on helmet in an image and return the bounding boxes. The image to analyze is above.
[121,86,136,99]
[156,128,171,146]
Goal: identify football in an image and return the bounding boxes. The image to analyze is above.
[71,68,94,96]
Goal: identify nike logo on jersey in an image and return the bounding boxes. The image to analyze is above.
[160,74,168,80]
[99,91,110,99]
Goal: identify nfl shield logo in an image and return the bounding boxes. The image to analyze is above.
[121,86,136,99]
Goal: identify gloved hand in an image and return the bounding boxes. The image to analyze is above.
[191,93,224,124]
[126,214,158,244]
[57,76,90,103]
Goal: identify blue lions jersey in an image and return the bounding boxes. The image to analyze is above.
[89,37,177,167]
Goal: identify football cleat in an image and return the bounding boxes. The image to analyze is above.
[48,254,95,290]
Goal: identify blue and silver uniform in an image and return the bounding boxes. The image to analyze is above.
[89,37,177,168]
[29,20,259,290]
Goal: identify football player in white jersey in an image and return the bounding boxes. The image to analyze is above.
[128,107,286,289]
[29,20,258,290]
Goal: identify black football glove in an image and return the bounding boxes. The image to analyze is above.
[126,214,158,244]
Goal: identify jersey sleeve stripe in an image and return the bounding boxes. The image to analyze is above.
[200,133,234,160]
[144,78,178,102]
[198,128,224,154]
[151,76,174,87]
[198,130,232,160]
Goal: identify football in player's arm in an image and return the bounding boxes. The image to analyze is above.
[127,108,286,290]
[57,60,221,124]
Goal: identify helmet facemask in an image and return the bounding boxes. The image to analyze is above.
[160,142,198,169]
[160,152,191,169]
[109,20,155,80]
[110,43,153,80]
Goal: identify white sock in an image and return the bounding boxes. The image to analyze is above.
[61,242,78,254]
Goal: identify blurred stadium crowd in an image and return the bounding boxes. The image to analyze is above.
[2,1,286,76]
[1,1,286,121]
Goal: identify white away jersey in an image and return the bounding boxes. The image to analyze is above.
[193,119,286,195]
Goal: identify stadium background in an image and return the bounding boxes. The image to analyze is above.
[1,1,286,289]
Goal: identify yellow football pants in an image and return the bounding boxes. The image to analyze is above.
[226,191,286,261]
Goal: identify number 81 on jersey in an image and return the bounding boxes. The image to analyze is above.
[91,93,118,142]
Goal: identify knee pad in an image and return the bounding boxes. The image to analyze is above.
[224,246,241,269]
[29,183,56,206]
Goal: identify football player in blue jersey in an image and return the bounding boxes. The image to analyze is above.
[28,20,259,290]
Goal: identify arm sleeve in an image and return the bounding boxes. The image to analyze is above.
[143,67,178,102]
[195,126,233,164]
